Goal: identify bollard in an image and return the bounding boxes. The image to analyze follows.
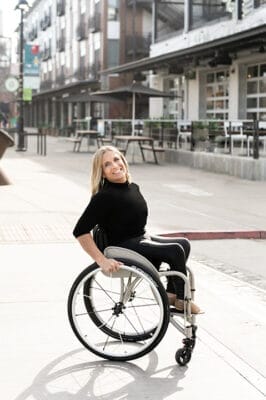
[253,119,259,160]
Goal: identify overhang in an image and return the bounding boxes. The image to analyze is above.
[101,24,266,75]
[32,79,100,99]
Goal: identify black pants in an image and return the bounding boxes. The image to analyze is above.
[119,235,190,299]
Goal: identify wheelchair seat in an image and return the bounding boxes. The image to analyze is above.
[104,246,161,280]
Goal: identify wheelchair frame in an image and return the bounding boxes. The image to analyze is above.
[68,246,197,366]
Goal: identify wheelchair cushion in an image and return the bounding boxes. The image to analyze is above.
[104,246,160,280]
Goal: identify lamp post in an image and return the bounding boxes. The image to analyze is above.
[15,0,29,151]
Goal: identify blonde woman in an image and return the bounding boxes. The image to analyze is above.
[73,146,202,314]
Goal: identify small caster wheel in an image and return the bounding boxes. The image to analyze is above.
[175,348,192,366]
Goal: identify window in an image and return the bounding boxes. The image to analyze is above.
[108,0,119,21]
[191,0,233,30]
[164,76,184,119]
[155,0,184,41]
[246,63,266,120]
[107,39,119,68]
[205,69,229,119]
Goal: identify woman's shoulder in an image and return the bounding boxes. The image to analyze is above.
[129,182,140,190]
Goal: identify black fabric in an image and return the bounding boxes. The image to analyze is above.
[119,235,190,298]
[73,180,148,245]
[92,225,108,252]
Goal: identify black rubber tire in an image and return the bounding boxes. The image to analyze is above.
[175,348,192,366]
[68,262,170,362]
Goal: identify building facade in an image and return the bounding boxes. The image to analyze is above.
[104,0,266,123]
[20,0,266,131]
[22,0,153,132]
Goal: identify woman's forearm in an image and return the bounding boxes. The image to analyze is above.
[76,233,122,273]
[76,233,106,265]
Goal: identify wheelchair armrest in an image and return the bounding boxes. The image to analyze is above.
[104,246,160,280]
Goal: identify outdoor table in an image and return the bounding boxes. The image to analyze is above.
[69,130,99,152]
[114,135,164,164]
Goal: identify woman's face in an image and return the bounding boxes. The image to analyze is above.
[102,150,127,183]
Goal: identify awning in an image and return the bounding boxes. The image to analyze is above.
[100,24,266,75]
[32,79,99,99]
[63,93,121,103]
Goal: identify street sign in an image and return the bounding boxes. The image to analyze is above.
[5,77,19,92]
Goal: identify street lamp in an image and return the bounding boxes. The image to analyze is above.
[15,0,29,151]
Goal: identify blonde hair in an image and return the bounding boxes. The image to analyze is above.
[91,145,131,195]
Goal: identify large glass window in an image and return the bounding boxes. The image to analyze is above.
[246,63,266,121]
[164,76,184,119]
[156,0,184,41]
[205,69,229,119]
[191,0,234,29]
[108,0,119,21]
[107,39,119,68]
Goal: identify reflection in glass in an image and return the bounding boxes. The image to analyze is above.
[247,81,258,94]
[259,80,266,93]
[247,66,258,78]
[260,64,266,77]
[247,98,257,108]
[259,97,266,108]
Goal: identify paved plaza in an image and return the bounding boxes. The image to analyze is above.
[0,136,266,400]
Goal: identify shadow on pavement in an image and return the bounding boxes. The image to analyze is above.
[14,348,187,400]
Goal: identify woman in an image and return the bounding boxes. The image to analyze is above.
[73,145,202,314]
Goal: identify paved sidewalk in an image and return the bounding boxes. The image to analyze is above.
[0,137,266,399]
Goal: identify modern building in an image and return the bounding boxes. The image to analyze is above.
[104,0,266,123]
[20,0,266,133]
[22,0,152,132]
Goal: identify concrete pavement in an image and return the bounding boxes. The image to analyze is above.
[0,136,266,399]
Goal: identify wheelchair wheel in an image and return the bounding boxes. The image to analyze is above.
[68,262,169,362]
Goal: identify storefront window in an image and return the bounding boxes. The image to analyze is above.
[205,69,229,119]
[247,81,258,94]
[164,76,184,119]
[246,63,266,120]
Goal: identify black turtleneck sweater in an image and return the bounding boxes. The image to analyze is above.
[73,180,148,245]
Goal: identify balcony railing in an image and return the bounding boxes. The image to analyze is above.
[40,80,53,90]
[88,12,101,32]
[88,62,101,79]
[57,0,65,16]
[41,47,52,61]
[40,14,51,31]
[125,34,151,57]
[56,73,65,86]
[76,23,87,41]
[74,65,87,80]
[57,37,65,52]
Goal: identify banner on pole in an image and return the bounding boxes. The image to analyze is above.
[23,88,32,102]
[24,44,40,76]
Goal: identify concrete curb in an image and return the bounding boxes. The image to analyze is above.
[160,230,266,240]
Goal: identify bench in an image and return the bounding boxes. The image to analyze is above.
[139,143,165,164]
[67,130,100,152]
[66,136,82,152]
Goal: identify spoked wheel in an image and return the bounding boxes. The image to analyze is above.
[68,262,169,362]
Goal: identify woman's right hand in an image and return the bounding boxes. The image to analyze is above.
[99,257,122,274]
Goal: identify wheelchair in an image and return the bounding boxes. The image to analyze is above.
[68,243,198,367]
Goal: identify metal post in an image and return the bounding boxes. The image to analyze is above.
[253,119,259,159]
[16,8,26,151]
